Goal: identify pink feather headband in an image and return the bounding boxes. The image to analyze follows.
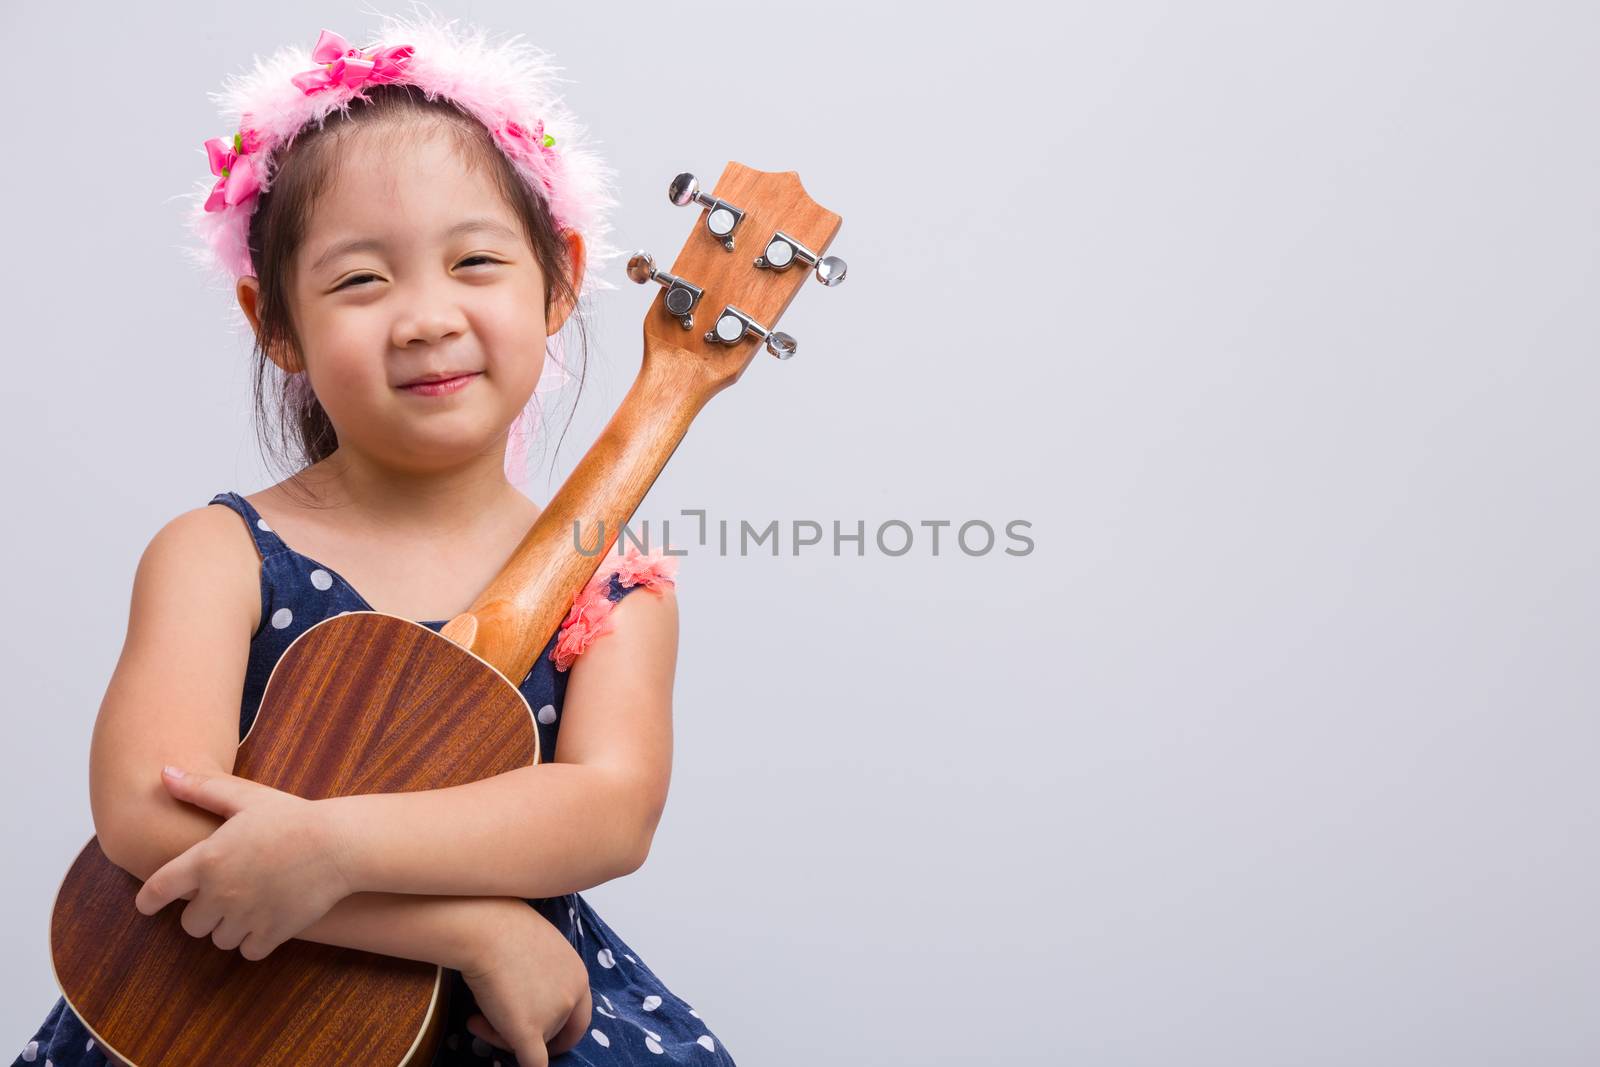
[180,6,621,484]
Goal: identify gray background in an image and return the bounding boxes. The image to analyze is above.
[2,1,1596,1063]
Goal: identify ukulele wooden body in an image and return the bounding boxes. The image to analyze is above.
[53,613,537,1065]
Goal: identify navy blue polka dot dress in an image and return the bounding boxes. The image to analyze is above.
[11,491,734,1067]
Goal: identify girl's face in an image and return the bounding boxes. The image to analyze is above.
[244,123,579,475]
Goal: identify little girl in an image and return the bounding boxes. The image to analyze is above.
[12,9,735,1067]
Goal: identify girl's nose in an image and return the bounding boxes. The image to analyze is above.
[394,299,468,348]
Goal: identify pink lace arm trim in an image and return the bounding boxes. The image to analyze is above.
[550,545,679,672]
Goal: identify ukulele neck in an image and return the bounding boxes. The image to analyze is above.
[440,342,716,679]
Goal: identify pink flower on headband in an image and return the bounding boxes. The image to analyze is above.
[202,128,265,214]
[290,29,414,95]
[495,118,557,167]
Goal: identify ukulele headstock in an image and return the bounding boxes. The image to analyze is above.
[631,161,846,393]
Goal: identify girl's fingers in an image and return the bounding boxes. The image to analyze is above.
[550,987,592,1057]
[467,1013,549,1066]
[179,897,224,940]
[209,913,249,952]
[466,1013,510,1050]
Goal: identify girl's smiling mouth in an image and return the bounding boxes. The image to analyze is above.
[398,372,481,397]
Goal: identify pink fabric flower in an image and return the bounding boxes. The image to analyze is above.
[202,129,265,214]
[615,546,680,591]
[550,545,679,672]
[492,118,560,196]
[290,29,414,95]
[551,583,617,671]
[494,118,556,168]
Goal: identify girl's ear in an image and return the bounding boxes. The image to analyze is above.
[545,230,587,336]
[235,276,303,374]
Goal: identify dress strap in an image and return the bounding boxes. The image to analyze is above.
[207,491,291,560]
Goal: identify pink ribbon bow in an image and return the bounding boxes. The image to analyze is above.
[202,128,265,214]
[290,29,414,95]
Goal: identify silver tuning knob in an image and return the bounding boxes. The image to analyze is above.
[703,305,797,360]
[669,172,746,251]
[627,250,704,329]
[753,230,848,287]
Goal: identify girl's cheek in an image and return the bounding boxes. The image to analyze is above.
[312,353,380,402]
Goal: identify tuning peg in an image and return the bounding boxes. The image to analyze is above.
[627,250,704,329]
[703,304,797,360]
[753,230,848,287]
[669,172,747,251]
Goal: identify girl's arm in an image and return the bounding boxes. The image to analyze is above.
[88,508,547,973]
[98,505,673,907]
[114,825,525,974]
[323,583,678,901]
[296,892,537,977]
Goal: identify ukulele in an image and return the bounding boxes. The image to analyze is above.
[47,162,845,1066]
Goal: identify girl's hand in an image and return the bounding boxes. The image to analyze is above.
[133,765,357,961]
[461,905,592,1066]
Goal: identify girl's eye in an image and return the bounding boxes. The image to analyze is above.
[335,257,500,291]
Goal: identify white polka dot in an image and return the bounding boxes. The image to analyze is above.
[595,1002,616,1018]
[271,607,293,629]
[309,568,333,590]
[591,1029,610,1048]
[596,947,615,968]
[85,1040,93,1051]
[21,1041,37,1062]
[642,995,662,1012]
[688,1008,699,1017]
[537,703,557,725]
[644,1028,661,1041]
[624,953,636,963]
[698,1035,717,1051]
[256,518,272,532]
[602,993,615,1011]
[645,1036,663,1054]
